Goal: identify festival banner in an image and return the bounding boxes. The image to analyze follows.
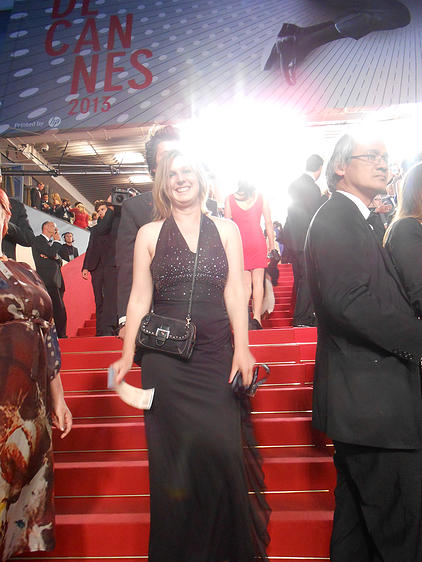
[0,0,420,136]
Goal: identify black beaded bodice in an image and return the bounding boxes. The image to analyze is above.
[151,214,228,304]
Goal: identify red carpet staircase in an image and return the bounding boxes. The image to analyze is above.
[13,264,334,562]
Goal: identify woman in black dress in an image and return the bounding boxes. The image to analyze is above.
[112,150,270,561]
[385,162,422,317]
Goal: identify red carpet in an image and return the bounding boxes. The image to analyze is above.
[13,264,333,562]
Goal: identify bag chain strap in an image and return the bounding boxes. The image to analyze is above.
[150,214,202,326]
[186,213,202,325]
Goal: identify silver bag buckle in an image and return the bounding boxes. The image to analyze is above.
[155,326,170,346]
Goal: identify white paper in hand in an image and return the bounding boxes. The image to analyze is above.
[107,366,154,410]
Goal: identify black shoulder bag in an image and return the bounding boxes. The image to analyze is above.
[135,216,201,360]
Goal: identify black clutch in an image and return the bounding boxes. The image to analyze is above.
[231,364,270,397]
[136,312,196,360]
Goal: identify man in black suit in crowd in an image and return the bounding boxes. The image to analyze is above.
[59,232,79,262]
[116,125,180,339]
[0,170,35,260]
[30,182,44,210]
[284,154,324,326]
[82,201,111,336]
[32,221,67,337]
[305,133,422,561]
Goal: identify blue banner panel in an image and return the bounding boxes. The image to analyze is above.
[0,0,419,136]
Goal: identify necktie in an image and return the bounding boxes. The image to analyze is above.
[367,211,386,243]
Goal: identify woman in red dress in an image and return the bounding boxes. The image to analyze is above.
[225,182,275,329]
[69,202,90,229]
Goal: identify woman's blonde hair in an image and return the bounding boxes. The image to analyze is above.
[52,192,62,205]
[384,161,422,245]
[153,150,209,220]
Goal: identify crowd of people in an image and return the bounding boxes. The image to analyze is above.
[30,181,94,227]
[3,122,422,562]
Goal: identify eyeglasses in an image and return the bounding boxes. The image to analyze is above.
[349,152,389,165]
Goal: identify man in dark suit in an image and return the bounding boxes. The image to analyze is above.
[59,232,79,262]
[284,154,324,326]
[305,134,422,561]
[32,221,67,337]
[82,201,110,336]
[0,169,35,259]
[116,125,180,340]
[3,197,35,259]
[30,182,44,210]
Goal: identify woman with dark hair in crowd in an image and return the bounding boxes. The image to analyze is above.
[224,181,275,329]
[0,188,72,560]
[111,150,270,561]
[385,161,422,317]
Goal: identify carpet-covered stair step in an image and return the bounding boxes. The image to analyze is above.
[53,447,335,497]
[263,317,293,328]
[60,327,318,353]
[15,557,321,561]
[76,318,296,337]
[12,500,332,559]
[76,326,96,336]
[268,311,296,319]
[52,413,327,452]
[60,342,316,370]
[60,362,315,391]
[52,490,334,514]
[64,386,314,418]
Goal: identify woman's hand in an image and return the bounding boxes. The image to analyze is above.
[50,375,72,438]
[110,355,134,386]
[229,346,256,388]
[51,398,72,439]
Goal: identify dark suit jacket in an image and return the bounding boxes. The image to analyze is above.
[284,173,323,253]
[305,192,422,449]
[3,198,35,260]
[116,191,153,319]
[32,235,64,289]
[385,217,422,319]
[91,208,120,267]
[30,187,42,209]
[82,223,108,271]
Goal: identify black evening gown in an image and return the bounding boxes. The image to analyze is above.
[141,214,270,562]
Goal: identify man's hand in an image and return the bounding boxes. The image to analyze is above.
[82,269,89,280]
[118,324,126,340]
[53,228,60,241]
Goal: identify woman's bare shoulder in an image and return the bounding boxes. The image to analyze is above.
[138,220,164,238]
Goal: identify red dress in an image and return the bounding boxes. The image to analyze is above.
[69,208,89,229]
[229,193,268,270]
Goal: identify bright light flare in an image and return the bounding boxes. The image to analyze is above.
[129,174,151,184]
[177,98,317,219]
[114,152,145,164]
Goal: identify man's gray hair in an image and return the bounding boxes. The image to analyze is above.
[326,134,357,192]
